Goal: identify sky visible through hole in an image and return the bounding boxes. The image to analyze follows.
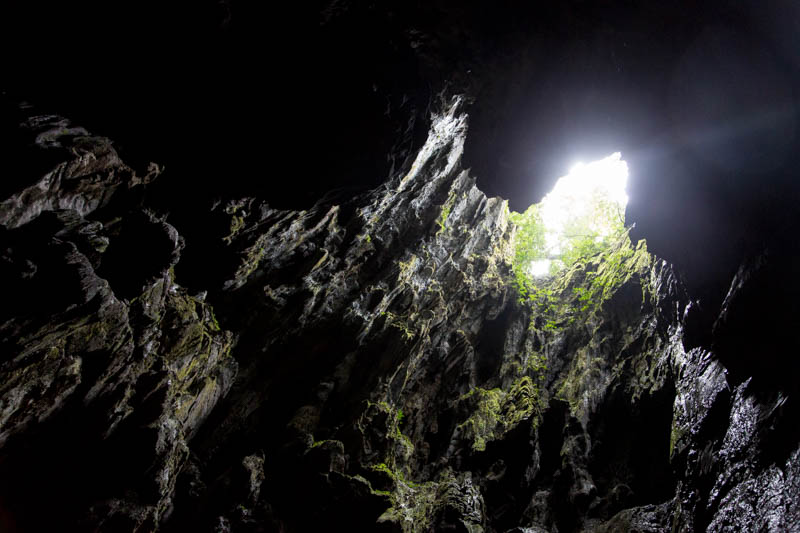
[527,152,629,277]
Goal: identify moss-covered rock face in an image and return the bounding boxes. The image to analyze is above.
[2,95,800,533]
[0,205,236,528]
[0,105,235,530]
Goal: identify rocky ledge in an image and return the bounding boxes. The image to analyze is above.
[1,95,799,532]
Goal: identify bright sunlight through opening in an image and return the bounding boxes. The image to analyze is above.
[528,152,629,277]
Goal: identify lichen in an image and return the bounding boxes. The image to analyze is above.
[576,233,652,313]
[457,373,544,451]
[397,254,419,281]
[373,463,454,532]
[231,237,268,283]
[224,214,246,244]
[436,188,458,236]
[356,399,449,530]
[555,349,606,417]
[365,400,415,458]
[669,422,687,459]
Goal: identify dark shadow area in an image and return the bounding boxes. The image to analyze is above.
[475,420,538,530]
[712,237,800,390]
[475,305,515,383]
[5,0,799,318]
[0,366,172,533]
[587,385,676,519]
[98,213,179,300]
[2,1,430,212]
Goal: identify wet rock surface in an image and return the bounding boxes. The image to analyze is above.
[2,91,800,532]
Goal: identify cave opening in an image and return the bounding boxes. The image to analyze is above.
[508,152,632,300]
[3,1,800,531]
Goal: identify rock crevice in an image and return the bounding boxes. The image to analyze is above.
[1,95,799,532]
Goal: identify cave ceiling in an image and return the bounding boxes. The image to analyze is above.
[3,0,799,306]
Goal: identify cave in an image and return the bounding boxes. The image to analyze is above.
[2,1,800,531]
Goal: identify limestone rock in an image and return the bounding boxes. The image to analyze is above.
[1,92,799,533]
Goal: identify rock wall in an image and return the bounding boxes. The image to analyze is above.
[1,95,799,532]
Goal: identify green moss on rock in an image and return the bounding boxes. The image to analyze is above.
[457,374,544,451]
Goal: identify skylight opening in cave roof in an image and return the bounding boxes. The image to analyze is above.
[519,152,629,278]
[541,152,628,249]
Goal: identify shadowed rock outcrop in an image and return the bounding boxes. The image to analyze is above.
[1,92,799,533]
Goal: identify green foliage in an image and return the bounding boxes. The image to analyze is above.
[509,188,627,304]
[572,286,593,312]
[557,191,625,267]
[508,205,547,300]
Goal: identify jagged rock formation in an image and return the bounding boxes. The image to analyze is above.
[0,105,236,530]
[3,89,800,533]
